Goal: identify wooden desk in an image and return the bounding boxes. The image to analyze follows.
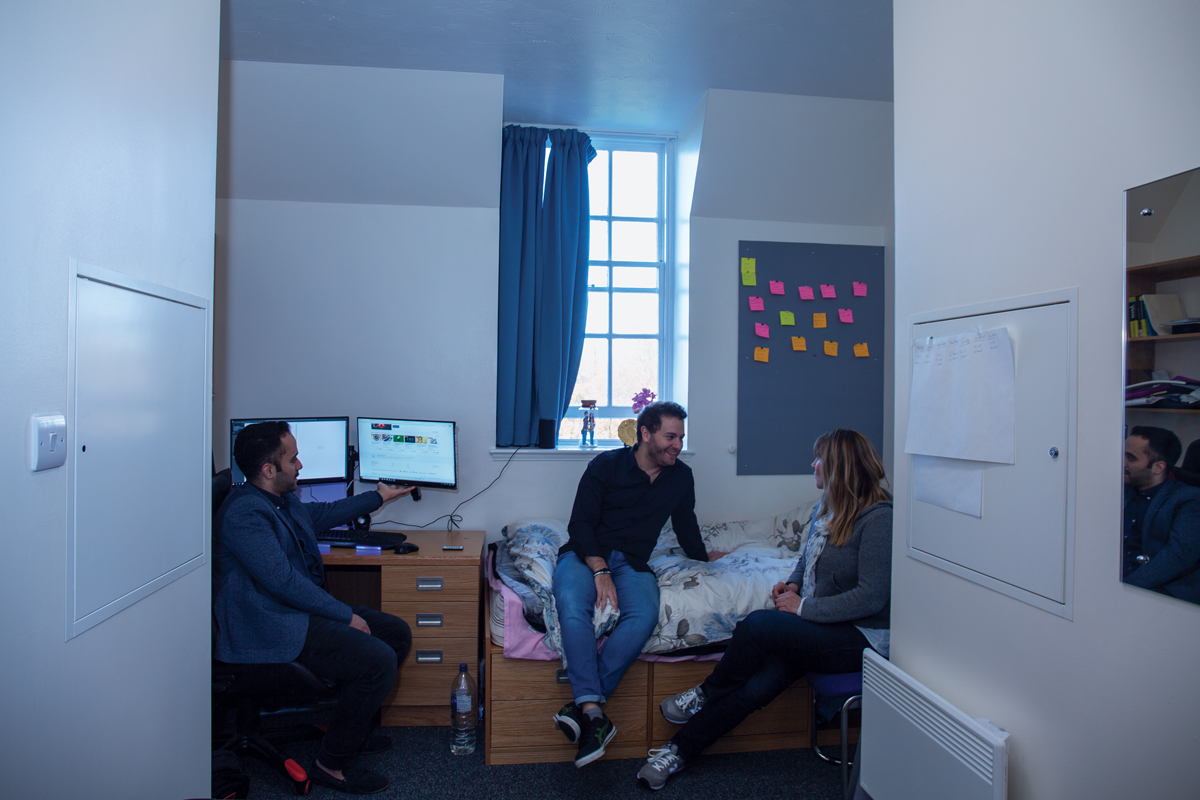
[322,529,485,727]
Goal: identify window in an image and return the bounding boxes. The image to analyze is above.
[559,136,673,445]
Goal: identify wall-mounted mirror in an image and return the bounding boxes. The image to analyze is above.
[1123,167,1200,606]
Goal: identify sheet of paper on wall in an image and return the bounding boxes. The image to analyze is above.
[769,280,785,295]
[799,286,815,300]
[740,257,757,286]
[913,454,984,517]
[853,281,867,297]
[824,340,838,356]
[853,342,869,357]
[813,312,827,328]
[792,336,806,351]
[749,296,764,311]
[754,347,769,363]
[780,310,795,326]
[755,322,770,338]
[839,308,854,324]
[905,327,1016,463]
[821,284,837,298]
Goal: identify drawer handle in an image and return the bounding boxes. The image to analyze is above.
[417,577,444,591]
[416,613,444,627]
[556,668,570,684]
[415,650,443,664]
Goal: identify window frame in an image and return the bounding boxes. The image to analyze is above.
[560,133,675,447]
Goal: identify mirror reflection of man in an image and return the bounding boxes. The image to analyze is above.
[214,421,413,794]
[1123,426,1200,603]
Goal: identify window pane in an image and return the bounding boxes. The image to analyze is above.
[612,338,659,406]
[586,291,610,334]
[612,266,658,288]
[588,149,609,216]
[612,292,658,334]
[611,221,658,262]
[569,338,609,407]
[588,266,609,288]
[589,220,609,261]
[611,151,658,218]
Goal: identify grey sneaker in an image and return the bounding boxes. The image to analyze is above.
[637,744,685,790]
[659,684,707,724]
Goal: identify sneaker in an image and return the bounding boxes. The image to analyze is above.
[310,763,389,795]
[552,702,585,744]
[574,712,617,768]
[659,684,707,724]
[637,743,685,790]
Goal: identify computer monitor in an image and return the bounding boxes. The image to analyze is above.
[357,417,458,490]
[229,417,350,485]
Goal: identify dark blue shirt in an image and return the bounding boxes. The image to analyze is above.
[561,444,708,572]
[1124,479,1165,576]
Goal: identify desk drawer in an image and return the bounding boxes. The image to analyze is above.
[382,565,479,602]
[382,601,477,639]
[386,636,479,706]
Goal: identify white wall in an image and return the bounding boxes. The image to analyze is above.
[686,91,895,522]
[0,1,218,797]
[892,2,1200,797]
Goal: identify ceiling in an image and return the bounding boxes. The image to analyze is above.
[220,0,893,133]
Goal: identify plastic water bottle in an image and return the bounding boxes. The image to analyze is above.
[450,663,477,755]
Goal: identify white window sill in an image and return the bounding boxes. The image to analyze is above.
[489,446,694,462]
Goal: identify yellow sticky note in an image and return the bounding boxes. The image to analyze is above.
[854,342,869,358]
[754,346,769,363]
[813,312,827,328]
[792,336,806,351]
[824,340,838,357]
[740,257,757,286]
[780,310,795,326]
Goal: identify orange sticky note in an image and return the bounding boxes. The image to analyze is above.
[820,284,836,298]
[854,342,869,357]
[824,340,838,357]
[780,310,795,326]
[838,308,854,324]
[798,286,815,300]
[749,296,764,311]
[755,322,769,338]
[792,336,806,351]
[769,280,785,295]
[754,347,769,363]
[853,281,867,297]
[813,312,827,328]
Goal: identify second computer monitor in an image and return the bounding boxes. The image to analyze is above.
[357,417,457,490]
[230,417,349,485]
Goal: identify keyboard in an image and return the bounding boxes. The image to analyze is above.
[316,529,409,549]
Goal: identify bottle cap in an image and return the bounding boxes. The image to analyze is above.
[459,663,468,670]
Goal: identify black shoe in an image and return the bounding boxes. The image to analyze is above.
[310,763,389,795]
[574,712,617,768]
[358,733,392,755]
[553,702,585,744]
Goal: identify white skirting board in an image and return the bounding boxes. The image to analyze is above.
[860,650,1009,800]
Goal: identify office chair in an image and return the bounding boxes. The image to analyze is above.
[211,465,337,796]
[807,670,862,800]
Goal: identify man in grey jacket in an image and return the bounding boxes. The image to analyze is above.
[215,421,412,794]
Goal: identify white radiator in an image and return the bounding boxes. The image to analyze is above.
[860,649,1009,800]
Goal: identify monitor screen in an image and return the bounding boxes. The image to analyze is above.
[357,417,457,490]
[230,417,350,485]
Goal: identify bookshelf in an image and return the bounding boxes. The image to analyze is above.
[1126,254,1200,406]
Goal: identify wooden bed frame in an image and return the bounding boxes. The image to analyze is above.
[483,638,833,766]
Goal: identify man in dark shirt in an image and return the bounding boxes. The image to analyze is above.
[550,402,725,767]
[1123,426,1200,603]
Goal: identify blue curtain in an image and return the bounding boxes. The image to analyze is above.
[496,126,596,446]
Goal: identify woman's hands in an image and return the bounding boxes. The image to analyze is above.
[770,581,802,614]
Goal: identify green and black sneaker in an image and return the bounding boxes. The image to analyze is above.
[552,701,585,744]
[574,711,617,768]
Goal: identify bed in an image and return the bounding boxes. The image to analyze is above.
[483,502,844,765]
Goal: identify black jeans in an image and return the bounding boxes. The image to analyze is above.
[298,605,412,770]
[671,608,869,760]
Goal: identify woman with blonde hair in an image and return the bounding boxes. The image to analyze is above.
[637,429,892,790]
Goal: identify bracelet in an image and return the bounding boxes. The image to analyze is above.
[592,568,612,577]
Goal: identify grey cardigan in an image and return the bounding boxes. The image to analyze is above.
[213,484,383,663]
[786,500,892,630]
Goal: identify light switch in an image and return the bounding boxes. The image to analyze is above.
[29,414,67,472]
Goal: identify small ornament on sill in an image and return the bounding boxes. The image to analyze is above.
[621,389,658,446]
[580,400,597,448]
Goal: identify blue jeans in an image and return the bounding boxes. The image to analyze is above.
[671,608,869,759]
[552,550,659,705]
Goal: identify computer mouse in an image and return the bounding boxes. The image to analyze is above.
[394,543,419,554]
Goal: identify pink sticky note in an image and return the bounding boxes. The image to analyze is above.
[799,286,815,300]
[838,308,854,324]
[755,322,770,338]
[749,296,765,311]
[820,284,836,299]
[769,280,785,295]
[853,281,867,297]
